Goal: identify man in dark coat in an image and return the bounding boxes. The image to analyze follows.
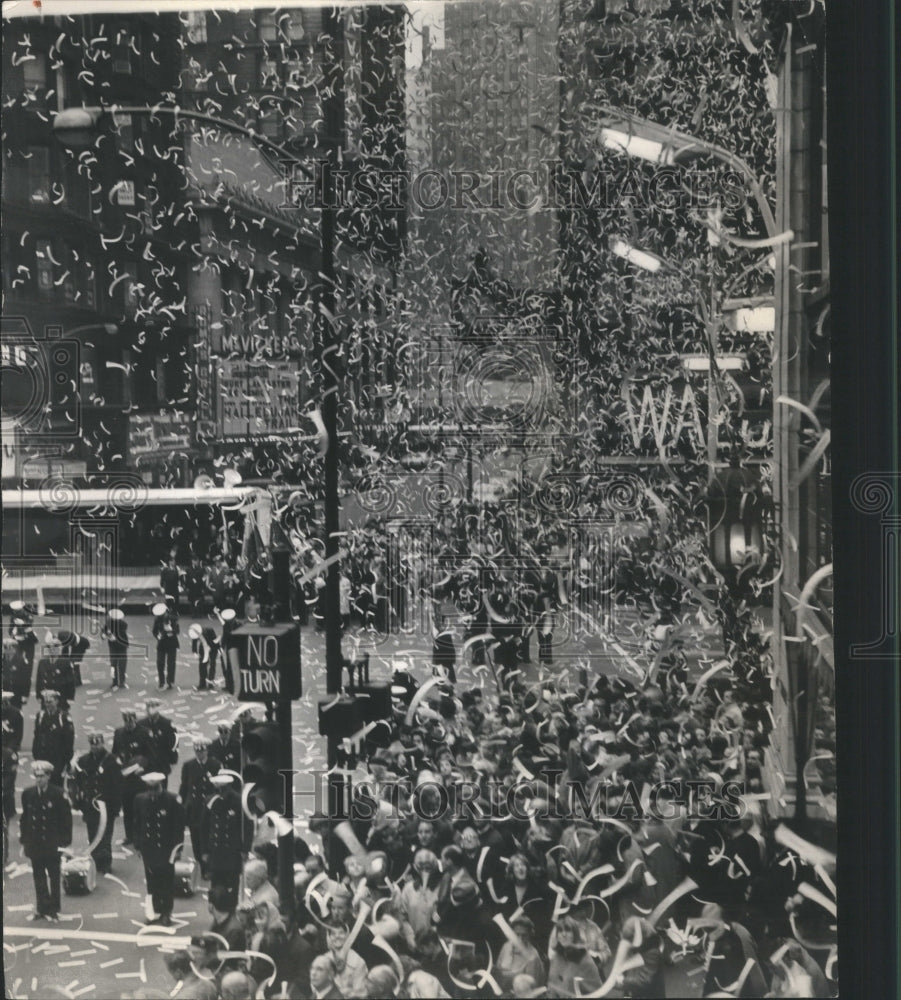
[139,698,179,787]
[101,610,130,689]
[2,690,24,752]
[58,629,90,688]
[153,609,180,691]
[187,624,220,691]
[35,633,76,709]
[20,759,72,920]
[134,772,185,926]
[10,614,39,672]
[179,737,221,878]
[32,690,74,787]
[217,609,238,695]
[112,708,152,846]
[2,637,33,707]
[201,773,252,907]
[208,721,241,773]
[72,733,123,874]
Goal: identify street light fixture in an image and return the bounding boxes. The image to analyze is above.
[596,106,779,240]
[610,237,665,273]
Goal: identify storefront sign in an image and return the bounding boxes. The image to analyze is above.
[216,360,302,438]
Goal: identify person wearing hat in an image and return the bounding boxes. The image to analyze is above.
[35,632,76,709]
[179,737,221,879]
[133,772,185,926]
[201,773,251,907]
[152,608,180,691]
[209,721,241,773]
[188,624,220,692]
[58,630,90,689]
[2,635,33,707]
[112,708,153,846]
[2,689,24,754]
[32,690,75,787]
[138,698,179,787]
[72,733,123,874]
[20,759,73,920]
[9,611,39,672]
[101,609,130,689]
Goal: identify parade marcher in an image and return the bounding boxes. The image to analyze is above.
[186,555,206,616]
[112,708,153,846]
[58,629,90,688]
[139,698,179,787]
[10,608,39,673]
[72,733,123,874]
[152,605,180,691]
[201,773,251,907]
[4,627,35,707]
[35,632,76,709]
[20,759,72,921]
[101,609,130,689]
[2,688,24,752]
[187,623,220,692]
[32,690,74,787]
[179,736,221,878]
[134,771,185,926]
[209,721,241,773]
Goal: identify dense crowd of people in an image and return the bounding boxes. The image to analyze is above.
[2,539,838,998]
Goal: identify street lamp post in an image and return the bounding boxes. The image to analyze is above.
[53,100,342,918]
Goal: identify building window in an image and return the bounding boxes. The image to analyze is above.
[185,10,207,43]
[35,239,54,295]
[23,52,48,92]
[259,11,278,42]
[26,146,51,204]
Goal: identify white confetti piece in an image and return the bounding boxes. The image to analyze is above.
[58,961,86,967]
[99,958,124,969]
[72,987,96,998]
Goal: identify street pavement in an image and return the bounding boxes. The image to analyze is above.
[3,606,721,998]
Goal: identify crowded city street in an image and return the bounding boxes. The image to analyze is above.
[1,2,841,998]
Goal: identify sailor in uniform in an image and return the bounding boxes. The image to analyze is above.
[72,733,122,874]
[112,708,152,846]
[201,772,252,908]
[31,690,75,787]
[20,759,72,921]
[133,772,185,926]
[138,698,179,789]
[179,736,221,878]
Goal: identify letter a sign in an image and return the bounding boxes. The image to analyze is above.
[226,623,301,702]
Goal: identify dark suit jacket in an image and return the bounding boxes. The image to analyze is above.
[179,757,221,823]
[20,784,72,857]
[134,790,185,866]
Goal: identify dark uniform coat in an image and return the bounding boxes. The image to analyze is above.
[138,714,178,776]
[134,789,185,866]
[208,732,240,773]
[35,655,76,705]
[20,783,72,857]
[2,701,24,752]
[200,786,252,871]
[73,749,123,815]
[2,643,33,702]
[179,757,221,827]
[11,627,39,669]
[32,710,75,783]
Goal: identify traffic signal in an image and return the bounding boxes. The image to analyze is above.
[242,722,282,816]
